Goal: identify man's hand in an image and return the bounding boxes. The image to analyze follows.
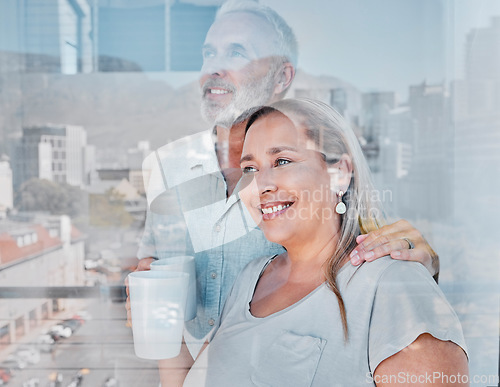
[349,220,440,281]
[125,257,156,326]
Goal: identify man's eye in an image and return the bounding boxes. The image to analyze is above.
[275,158,291,167]
[202,50,215,59]
[230,50,245,58]
[242,166,257,174]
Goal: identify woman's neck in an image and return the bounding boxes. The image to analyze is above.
[282,225,342,284]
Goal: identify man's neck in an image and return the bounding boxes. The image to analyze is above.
[214,122,246,197]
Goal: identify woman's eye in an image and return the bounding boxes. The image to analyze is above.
[275,158,291,167]
[242,166,257,174]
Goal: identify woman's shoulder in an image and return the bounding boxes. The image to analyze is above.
[339,257,441,304]
[352,256,435,287]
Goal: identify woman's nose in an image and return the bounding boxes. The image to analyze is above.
[256,168,278,195]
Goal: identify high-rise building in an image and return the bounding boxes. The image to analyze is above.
[453,16,500,243]
[407,81,452,222]
[16,124,89,188]
[0,0,94,73]
[465,16,500,81]
[361,91,396,142]
[377,106,413,218]
[0,155,14,217]
[97,1,218,72]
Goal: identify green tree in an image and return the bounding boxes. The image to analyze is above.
[15,178,88,218]
[89,188,133,228]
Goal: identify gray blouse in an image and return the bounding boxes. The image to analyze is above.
[183,256,467,387]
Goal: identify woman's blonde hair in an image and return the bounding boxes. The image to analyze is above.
[245,98,386,340]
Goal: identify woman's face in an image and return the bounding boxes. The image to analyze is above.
[239,112,340,248]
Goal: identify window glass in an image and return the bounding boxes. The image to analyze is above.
[0,1,498,386]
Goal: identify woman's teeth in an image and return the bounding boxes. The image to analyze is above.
[261,203,291,214]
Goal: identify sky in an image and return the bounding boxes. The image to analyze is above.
[263,0,500,101]
[162,0,500,102]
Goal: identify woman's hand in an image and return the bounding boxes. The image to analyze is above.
[373,333,469,386]
[349,220,440,280]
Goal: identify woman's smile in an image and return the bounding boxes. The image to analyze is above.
[259,201,294,219]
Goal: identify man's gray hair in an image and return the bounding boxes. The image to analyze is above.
[215,0,298,67]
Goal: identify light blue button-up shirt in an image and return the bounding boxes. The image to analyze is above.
[138,130,284,340]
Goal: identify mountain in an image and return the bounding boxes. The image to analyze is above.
[0,60,361,152]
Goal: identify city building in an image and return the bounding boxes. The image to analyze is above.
[407,81,452,223]
[361,91,396,143]
[15,124,91,189]
[0,0,94,73]
[97,0,218,72]
[452,15,500,269]
[377,106,413,219]
[0,156,13,218]
[0,215,85,349]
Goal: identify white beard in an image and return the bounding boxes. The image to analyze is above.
[201,69,277,128]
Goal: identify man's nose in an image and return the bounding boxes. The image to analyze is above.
[201,56,229,78]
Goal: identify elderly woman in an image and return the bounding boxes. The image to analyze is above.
[183,99,468,386]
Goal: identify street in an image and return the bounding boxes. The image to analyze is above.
[8,299,161,387]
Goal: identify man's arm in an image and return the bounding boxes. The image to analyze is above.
[349,220,440,282]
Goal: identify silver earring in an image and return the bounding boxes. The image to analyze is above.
[335,191,346,214]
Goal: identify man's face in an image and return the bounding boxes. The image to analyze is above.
[199,12,282,128]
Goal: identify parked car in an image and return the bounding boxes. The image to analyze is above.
[1,355,27,370]
[103,377,119,387]
[48,325,72,338]
[0,367,12,384]
[61,318,82,333]
[66,371,83,387]
[22,377,40,387]
[70,314,85,324]
[36,334,56,352]
[15,347,41,365]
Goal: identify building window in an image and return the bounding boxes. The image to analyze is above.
[0,325,10,346]
[15,316,25,337]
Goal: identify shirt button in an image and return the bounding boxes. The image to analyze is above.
[211,272,217,279]
[215,224,221,232]
[208,318,215,326]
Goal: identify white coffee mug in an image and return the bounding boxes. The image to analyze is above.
[150,256,197,321]
[128,271,189,359]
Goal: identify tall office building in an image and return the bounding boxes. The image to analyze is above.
[97,0,218,72]
[16,124,89,188]
[0,155,14,216]
[361,92,396,142]
[408,82,452,222]
[377,106,413,219]
[465,16,500,81]
[0,0,94,73]
[453,16,500,238]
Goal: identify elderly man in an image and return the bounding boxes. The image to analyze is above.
[128,0,439,383]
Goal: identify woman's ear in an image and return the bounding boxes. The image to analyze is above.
[273,62,295,96]
[329,154,353,194]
